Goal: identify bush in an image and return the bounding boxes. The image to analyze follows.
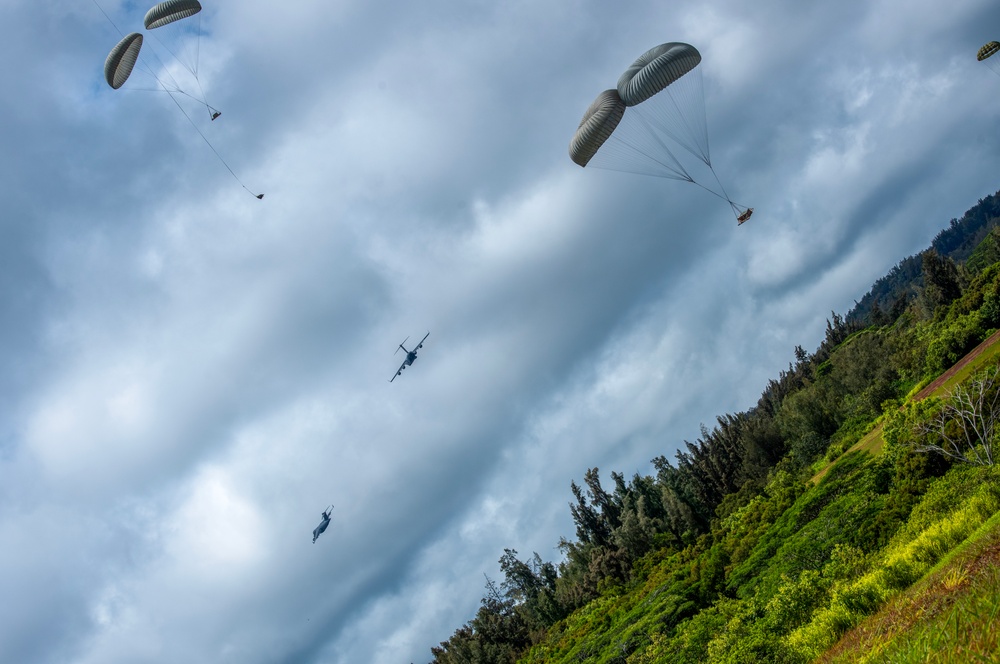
[924,311,988,376]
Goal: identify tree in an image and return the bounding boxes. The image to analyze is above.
[430,576,529,663]
[498,549,565,630]
[922,250,962,312]
[914,363,1000,466]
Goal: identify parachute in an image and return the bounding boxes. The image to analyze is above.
[104,33,143,90]
[978,41,1000,77]
[141,0,219,121]
[569,89,626,167]
[617,43,709,166]
[144,0,202,30]
[569,42,752,225]
[92,0,263,198]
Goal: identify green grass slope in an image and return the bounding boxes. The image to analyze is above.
[819,509,1000,663]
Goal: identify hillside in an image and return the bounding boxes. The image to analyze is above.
[429,189,1000,664]
[819,508,1000,662]
[846,191,1000,324]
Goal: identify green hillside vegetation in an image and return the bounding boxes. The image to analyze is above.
[819,507,1000,663]
[429,190,1000,664]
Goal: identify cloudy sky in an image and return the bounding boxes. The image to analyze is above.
[3,0,1000,662]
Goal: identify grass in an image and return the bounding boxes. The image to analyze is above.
[817,510,1000,663]
[782,469,1000,662]
[811,423,887,485]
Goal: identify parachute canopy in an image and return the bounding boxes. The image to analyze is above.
[978,41,1000,62]
[977,40,1000,79]
[104,33,143,90]
[144,0,202,30]
[569,89,626,167]
[617,42,702,107]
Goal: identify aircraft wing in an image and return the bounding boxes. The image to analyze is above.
[390,360,408,382]
[416,331,430,348]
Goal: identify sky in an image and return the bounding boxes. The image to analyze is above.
[2,0,1000,662]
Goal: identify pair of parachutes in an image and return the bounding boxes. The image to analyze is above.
[101,0,263,199]
[570,42,752,225]
[105,1,205,97]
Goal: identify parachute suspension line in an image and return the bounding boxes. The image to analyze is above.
[706,166,751,220]
[631,101,701,167]
[630,77,747,219]
[145,10,216,119]
[585,108,694,182]
[630,67,711,168]
[137,59,183,97]
[688,67,710,165]
[706,163,738,214]
[628,111,694,181]
[193,78,219,120]
[126,77,217,113]
[612,136,693,182]
[705,167,749,220]
[193,12,202,79]
[664,74,710,167]
[686,180,750,223]
[587,145,692,181]
[143,28,218,120]
[190,21,218,121]
[676,71,750,220]
[688,179,730,204]
[158,83,263,199]
[90,0,125,38]
[131,33,191,100]
[189,67,218,120]
[165,86,209,106]
[148,30,194,80]
[139,32,222,120]
[680,73,743,218]
[187,13,218,119]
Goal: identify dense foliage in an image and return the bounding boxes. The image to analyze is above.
[430,189,1000,664]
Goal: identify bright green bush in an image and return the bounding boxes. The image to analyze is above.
[924,311,989,375]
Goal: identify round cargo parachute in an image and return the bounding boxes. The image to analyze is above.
[978,40,1000,78]
[104,32,143,90]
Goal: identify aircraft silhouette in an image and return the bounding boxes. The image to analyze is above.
[390,332,430,382]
